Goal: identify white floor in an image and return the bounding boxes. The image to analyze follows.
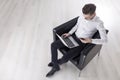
[0,0,120,80]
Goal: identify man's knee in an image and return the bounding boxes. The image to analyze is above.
[51,41,58,48]
[51,40,65,49]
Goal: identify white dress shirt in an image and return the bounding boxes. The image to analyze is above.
[68,15,108,44]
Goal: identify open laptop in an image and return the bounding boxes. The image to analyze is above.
[56,33,79,48]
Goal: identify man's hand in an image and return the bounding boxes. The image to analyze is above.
[62,33,71,38]
[80,38,92,43]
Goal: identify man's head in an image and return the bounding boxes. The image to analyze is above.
[82,3,96,20]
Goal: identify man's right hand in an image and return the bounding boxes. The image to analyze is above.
[62,33,71,38]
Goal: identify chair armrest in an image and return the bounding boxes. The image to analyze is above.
[78,44,95,69]
[79,44,102,70]
[81,44,96,56]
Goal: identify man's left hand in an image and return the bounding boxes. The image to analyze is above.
[80,38,92,43]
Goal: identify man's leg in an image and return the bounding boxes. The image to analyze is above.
[59,46,83,64]
[51,40,66,67]
[46,40,66,77]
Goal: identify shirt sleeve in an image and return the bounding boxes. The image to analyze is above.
[91,21,108,44]
[68,17,80,35]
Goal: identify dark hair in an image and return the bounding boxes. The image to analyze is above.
[82,3,96,15]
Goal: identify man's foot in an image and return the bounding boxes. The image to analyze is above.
[46,67,60,77]
[48,62,54,67]
[48,59,64,67]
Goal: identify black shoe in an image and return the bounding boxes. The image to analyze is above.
[58,59,66,65]
[48,59,64,67]
[46,67,60,77]
[48,62,54,67]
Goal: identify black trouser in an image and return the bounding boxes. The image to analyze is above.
[51,34,86,68]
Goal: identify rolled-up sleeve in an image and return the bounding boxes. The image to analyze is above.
[91,22,108,44]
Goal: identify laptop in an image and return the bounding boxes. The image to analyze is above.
[56,33,79,48]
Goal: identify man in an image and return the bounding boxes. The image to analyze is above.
[46,3,108,77]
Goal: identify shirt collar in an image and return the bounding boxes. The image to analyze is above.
[84,15,97,22]
[91,15,97,21]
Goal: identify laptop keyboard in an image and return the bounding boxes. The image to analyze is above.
[61,36,75,47]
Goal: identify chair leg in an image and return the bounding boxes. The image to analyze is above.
[78,70,81,77]
[98,51,100,56]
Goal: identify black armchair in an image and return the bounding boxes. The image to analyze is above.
[52,17,108,73]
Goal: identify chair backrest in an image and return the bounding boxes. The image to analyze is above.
[53,17,79,35]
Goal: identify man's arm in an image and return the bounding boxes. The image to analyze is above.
[68,25,78,35]
[91,22,108,44]
[68,17,80,35]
